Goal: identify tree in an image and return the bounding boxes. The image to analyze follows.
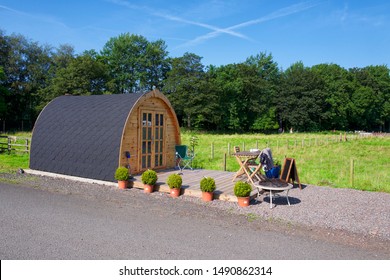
[349,66,390,131]
[163,52,209,128]
[0,32,52,129]
[311,64,354,130]
[39,51,108,104]
[245,52,280,132]
[278,62,327,131]
[245,52,280,82]
[101,33,168,93]
[0,67,7,122]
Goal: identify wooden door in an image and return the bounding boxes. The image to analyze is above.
[140,111,165,170]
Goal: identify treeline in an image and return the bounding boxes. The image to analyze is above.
[1,30,389,132]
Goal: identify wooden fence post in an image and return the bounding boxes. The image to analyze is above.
[25,138,29,152]
[350,159,354,188]
[223,153,227,171]
[7,136,11,152]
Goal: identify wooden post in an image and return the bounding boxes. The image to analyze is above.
[227,143,230,156]
[223,153,227,171]
[7,136,11,153]
[350,159,354,188]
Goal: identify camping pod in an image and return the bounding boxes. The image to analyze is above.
[29,90,181,182]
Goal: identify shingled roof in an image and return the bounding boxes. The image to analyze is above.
[30,93,145,182]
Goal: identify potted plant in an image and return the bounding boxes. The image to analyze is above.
[115,166,130,189]
[167,173,182,198]
[200,177,216,202]
[141,169,158,193]
[234,181,252,207]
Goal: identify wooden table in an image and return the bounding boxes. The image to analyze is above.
[232,151,261,185]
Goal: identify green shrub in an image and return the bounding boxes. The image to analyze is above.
[115,167,130,181]
[234,181,252,197]
[200,177,216,192]
[141,169,158,185]
[167,173,182,189]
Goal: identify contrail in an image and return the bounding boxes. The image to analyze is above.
[178,1,320,48]
[108,0,249,40]
[154,13,250,40]
[108,0,320,48]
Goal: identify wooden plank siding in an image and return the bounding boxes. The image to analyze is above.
[131,169,259,202]
[119,90,181,175]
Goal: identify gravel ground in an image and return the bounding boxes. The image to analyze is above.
[1,172,389,245]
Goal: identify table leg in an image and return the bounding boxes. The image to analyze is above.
[269,190,273,208]
[286,189,291,206]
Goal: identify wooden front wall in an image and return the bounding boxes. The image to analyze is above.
[119,91,181,175]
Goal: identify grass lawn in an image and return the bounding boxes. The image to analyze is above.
[181,131,390,193]
[0,153,29,173]
[1,131,389,193]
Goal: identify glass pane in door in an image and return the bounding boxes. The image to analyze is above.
[140,111,165,170]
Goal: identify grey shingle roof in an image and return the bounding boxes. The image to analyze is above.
[30,93,144,182]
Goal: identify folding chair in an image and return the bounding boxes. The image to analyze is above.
[175,145,195,171]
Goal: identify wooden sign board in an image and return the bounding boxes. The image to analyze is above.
[280,158,302,189]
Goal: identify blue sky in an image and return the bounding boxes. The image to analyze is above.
[1,0,389,69]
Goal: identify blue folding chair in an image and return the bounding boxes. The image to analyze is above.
[175,145,195,171]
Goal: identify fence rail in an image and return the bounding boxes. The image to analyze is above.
[0,135,30,153]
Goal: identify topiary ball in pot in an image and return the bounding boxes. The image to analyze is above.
[234,181,252,207]
[167,173,182,189]
[200,176,216,201]
[200,177,216,193]
[115,167,130,189]
[234,181,252,197]
[141,169,158,185]
[115,167,130,181]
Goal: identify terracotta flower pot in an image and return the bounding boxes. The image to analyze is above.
[202,191,214,202]
[170,188,181,198]
[144,184,154,193]
[118,180,127,189]
[237,196,250,207]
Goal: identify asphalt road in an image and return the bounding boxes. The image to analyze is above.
[0,182,388,259]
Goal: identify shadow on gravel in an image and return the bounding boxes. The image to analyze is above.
[259,196,301,208]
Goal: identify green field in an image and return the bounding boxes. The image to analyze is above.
[1,131,389,193]
[181,131,390,193]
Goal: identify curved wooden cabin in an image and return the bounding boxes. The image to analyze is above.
[30,90,181,182]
